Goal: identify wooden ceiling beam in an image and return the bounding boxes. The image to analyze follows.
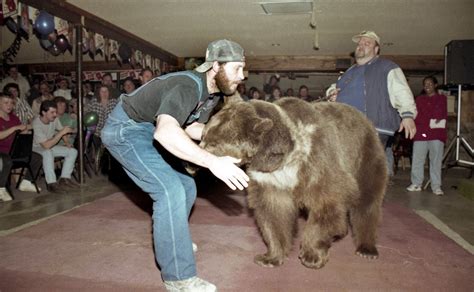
[246,55,444,74]
[20,0,178,65]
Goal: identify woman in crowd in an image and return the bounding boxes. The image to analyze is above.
[268,86,282,102]
[86,85,118,143]
[248,87,262,100]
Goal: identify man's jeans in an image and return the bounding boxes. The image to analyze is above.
[101,101,197,281]
[33,145,77,184]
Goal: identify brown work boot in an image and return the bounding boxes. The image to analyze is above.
[58,177,80,189]
[47,182,62,193]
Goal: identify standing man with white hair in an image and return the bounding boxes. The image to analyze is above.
[102,39,249,292]
[327,31,417,175]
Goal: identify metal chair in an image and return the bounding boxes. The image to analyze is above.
[8,130,41,193]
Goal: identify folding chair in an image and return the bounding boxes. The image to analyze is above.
[8,130,41,193]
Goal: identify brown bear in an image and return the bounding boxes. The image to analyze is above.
[200,97,387,269]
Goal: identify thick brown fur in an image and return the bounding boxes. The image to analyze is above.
[201,97,387,269]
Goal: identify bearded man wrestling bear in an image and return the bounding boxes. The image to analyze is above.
[200,97,387,269]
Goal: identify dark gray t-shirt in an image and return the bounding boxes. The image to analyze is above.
[122,71,220,127]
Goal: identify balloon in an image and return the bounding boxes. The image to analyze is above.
[48,44,61,56]
[84,112,99,127]
[54,34,69,53]
[39,38,54,50]
[118,44,132,63]
[47,31,57,42]
[34,11,55,36]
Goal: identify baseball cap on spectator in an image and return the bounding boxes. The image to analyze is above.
[352,31,380,45]
[195,39,245,73]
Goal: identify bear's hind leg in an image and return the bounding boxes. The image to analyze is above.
[299,204,348,269]
[349,197,382,260]
[253,190,298,268]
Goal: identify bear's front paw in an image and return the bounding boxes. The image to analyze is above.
[355,244,379,259]
[298,249,329,269]
[254,253,283,268]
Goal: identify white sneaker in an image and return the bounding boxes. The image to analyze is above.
[406,184,422,192]
[19,180,41,192]
[164,276,216,292]
[192,242,198,253]
[433,188,444,196]
[0,188,13,201]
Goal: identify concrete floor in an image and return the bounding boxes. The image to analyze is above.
[0,166,473,253]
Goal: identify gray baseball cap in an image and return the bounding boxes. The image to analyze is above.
[195,39,245,73]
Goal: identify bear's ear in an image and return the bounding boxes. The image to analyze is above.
[224,92,244,104]
[250,121,293,173]
[253,117,273,134]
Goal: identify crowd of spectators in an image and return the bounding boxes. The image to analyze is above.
[237,75,320,102]
[238,74,318,102]
[0,64,157,200]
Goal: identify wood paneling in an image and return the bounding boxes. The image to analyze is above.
[23,54,444,76]
[246,55,444,73]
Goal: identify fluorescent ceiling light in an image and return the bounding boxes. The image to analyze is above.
[260,1,313,15]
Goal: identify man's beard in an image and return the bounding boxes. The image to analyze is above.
[215,67,237,96]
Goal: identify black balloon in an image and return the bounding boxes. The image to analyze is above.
[54,34,69,53]
[118,44,132,63]
[48,44,61,56]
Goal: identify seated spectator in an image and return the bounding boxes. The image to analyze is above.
[81,82,95,112]
[268,86,282,102]
[237,83,249,101]
[32,81,54,116]
[69,98,78,117]
[99,73,121,99]
[139,68,154,85]
[263,74,280,99]
[32,100,77,193]
[122,77,136,94]
[0,93,42,201]
[248,87,262,100]
[285,88,295,97]
[27,78,42,106]
[55,96,77,147]
[53,78,73,101]
[86,85,118,141]
[298,85,315,101]
[3,83,34,125]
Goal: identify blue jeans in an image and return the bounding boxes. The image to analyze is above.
[101,101,197,281]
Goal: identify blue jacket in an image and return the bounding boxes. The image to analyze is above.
[336,57,405,136]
